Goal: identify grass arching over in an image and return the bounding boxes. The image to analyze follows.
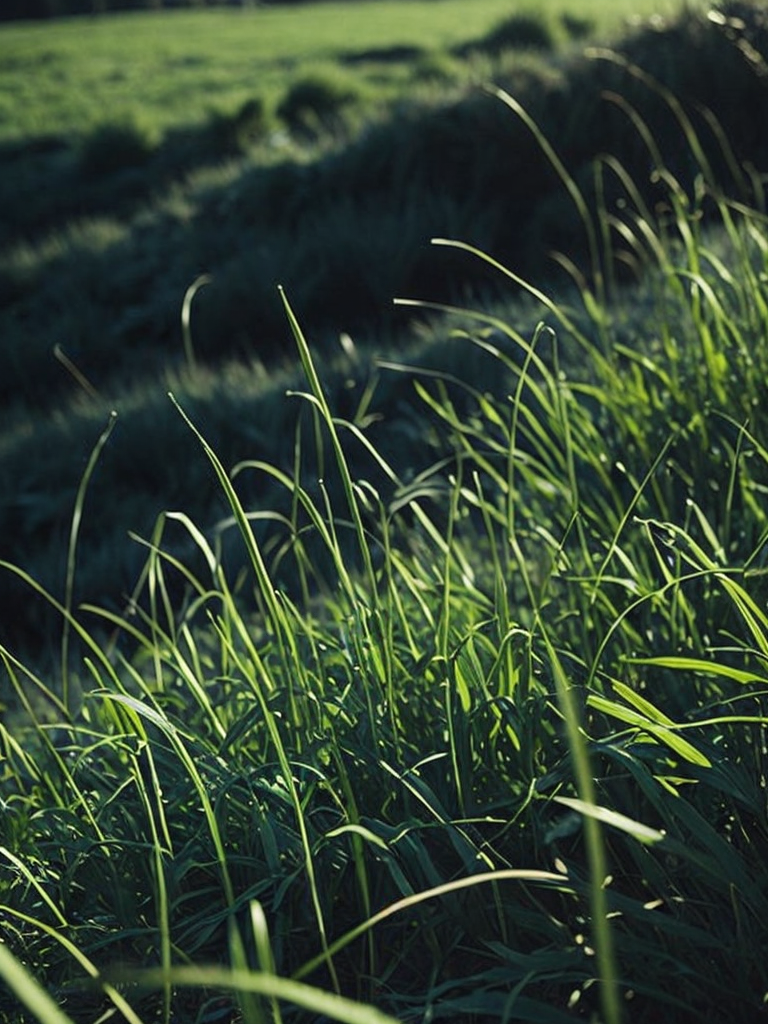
[3,72,768,1024]
[9,1,768,651]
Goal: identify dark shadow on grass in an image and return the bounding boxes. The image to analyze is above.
[339,43,426,65]
[0,101,271,248]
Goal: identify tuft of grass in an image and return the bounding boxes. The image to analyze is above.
[277,66,365,140]
[4,77,768,1018]
[4,6,768,1022]
[467,11,558,55]
[77,112,160,177]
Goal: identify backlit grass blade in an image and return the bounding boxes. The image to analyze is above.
[61,410,118,713]
[0,906,145,1024]
[625,654,767,687]
[554,796,665,845]
[112,966,400,1024]
[0,942,77,1024]
[280,287,378,599]
[293,868,569,983]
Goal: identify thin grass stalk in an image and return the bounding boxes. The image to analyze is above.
[588,431,677,608]
[491,86,605,314]
[280,288,378,602]
[0,905,145,1024]
[0,941,78,1024]
[133,517,175,691]
[113,965,400,1024]
[540,630,622,1024]
[493,322,621,1020]
[441,466,466,816]
[211,615,341,992]
[87,597,228,741]
[145,516,180,680]
[180,273,211,371]
[169,393,295,655]
[97,691,236,909]
[129,744,173,1024]
[229,917,267,1024]
[370,497,404,749]
[61,411,117,713]
[293,867,568,983]
[233,459,357,600]
[0,653,111,844]
[379,509,422,662]
[250,900,284,1024]
[290,417,315,611]
[232,451,386,746]
[589,50,737,406]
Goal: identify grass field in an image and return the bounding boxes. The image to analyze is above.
[1,0,691,142]
[3,1,768,1022]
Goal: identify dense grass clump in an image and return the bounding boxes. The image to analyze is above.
[455,11,558,57]
[3,41,768,1022]
[78,113,160,176]
[6,0,768,656]
[3,4,768,1021]
[277,67,364,139]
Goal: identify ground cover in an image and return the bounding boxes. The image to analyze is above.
[0,0,687,144]
[3,3,768,1021]
[8,0,765,660]
[3,108,768,1020]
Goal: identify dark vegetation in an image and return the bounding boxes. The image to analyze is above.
[3,1,768,658]
[0,0,325,23]
[3,3,768,1023]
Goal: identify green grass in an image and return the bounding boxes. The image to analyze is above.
[3,4,768,1020]
[4,18,768,1018]
[8,0,768,661]
[0,0,690,144]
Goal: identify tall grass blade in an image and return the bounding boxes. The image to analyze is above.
[0,942,78,1024]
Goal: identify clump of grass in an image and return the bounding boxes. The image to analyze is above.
[277,67,364,139]
[4,79,768,1024]
[77,111,159,176]
[477,11,558,53]
[6,2,768,435]
[560,11,595,40]
[204,95,271,157]
[409,48,463,85]
[6,8,768,1023]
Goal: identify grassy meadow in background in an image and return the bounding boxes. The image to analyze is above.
[3,1,768,1022]
[0,0,721,649]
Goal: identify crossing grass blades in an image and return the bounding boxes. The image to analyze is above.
[2,52,768,1024]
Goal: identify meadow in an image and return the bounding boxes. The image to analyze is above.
[0,0,688,143]
[0,0,721,652]
[3,1,768,1022]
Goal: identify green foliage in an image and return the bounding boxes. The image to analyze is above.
[6,0,768,672]
[204,95,271,156]
[560,12,595,40]
[5,7,768,1020]
[473,11,558,54]
[409,48,462,84]
[4,45,768,1019]
[77,112,159,176]
[277,67,364,138]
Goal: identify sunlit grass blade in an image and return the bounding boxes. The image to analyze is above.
[0,942,78,1024]
[61,410,118,713]
[112,965,400,1024]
